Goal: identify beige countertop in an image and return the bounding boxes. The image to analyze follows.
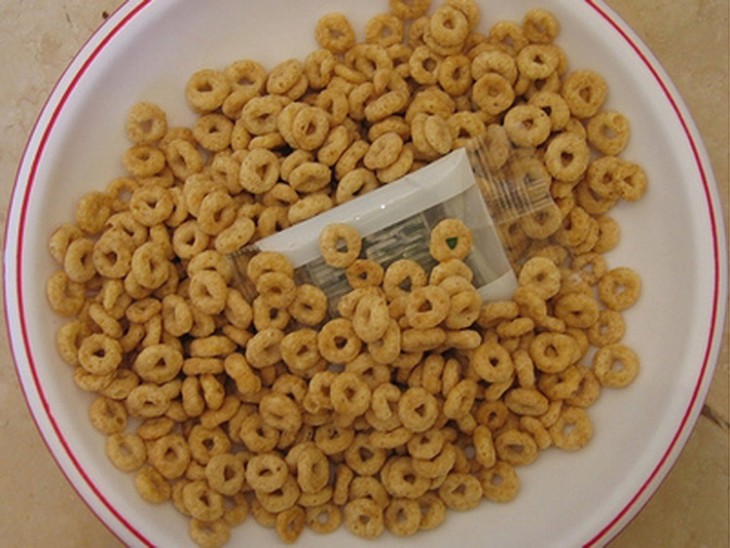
[0,1,727,546]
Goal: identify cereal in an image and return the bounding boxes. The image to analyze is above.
[46,3,649,545]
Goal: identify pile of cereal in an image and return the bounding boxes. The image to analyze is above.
[45,0,646,545]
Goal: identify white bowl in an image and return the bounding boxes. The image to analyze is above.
[5,1,726,546]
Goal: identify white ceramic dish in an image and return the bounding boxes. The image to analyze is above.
[5,0,726,546]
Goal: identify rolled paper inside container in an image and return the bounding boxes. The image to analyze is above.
[230,136,556,314]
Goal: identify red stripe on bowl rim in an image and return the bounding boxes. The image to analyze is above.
[4,1,725,547]
[7,1,154,545]
[583,0,724,545]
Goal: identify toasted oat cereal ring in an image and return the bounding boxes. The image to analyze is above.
[318,125,351,167]
[182,479,225,522]
[470,424,497,469]
[225,57,266,98]
[364,132,403,170]
[406,428,445,461]
[503,104,551,147]
[280,328,322,374]
[370,426,413,450]
[472,73,515,116]
[63,236,96,283]
[304,49,336,90]
[346,259,385,289]
[318,223,362,268]
[390,0,431,20]
[75,191,112,234]
[478,461,520,502]
[245,327,284,369]
[122,144,165,178]
[296,445,330,494]
[105,432,147,472]
[586,111,630,155]
[239,413,279,453]
[335,139,370,180]
[78,333,122,376]
[290,106,330,151]
[443,379,478,420]
[247,251,294,283]
[618,161,648,202]
[404,285,450,329]
[344,497,384,539]
[126,383,171,419]
[239,95,284,137]
[367,319,403,365]
[438,473,483,511]
[408,46,442,86]
[260,392,302,433]
[397,387,439,433]
[188,270,228,316]
[147,433,190,480]
[187,518,231,548]
[587,309,626,347]
[471,340,514,383]
[315,13,356,53]
[586,155,624,200]
[412,492,445,531]
[518,256,561,299]
[317,318,362,364]
[504,388,550,417]
[287,162,332,195]
[238,148,280,195]
[344,433,387,477]
[189,335,236,359]
[554,292,600,329]
[428,218,473,262]
[185,68,230,112]
[477,300,519,329]
[565,364,602,408]
[134,465,171,504]
[257,475,302,514]
[197,190,236,236]
[377,142,414,183]
[400,327,447,353]
[46,271,85,317]
[528,332,578,374]
[305,502,342,534]
[562,69,608,119]
[381,498,420,537]
[88,396,127,435]
[274,505,305,544]
[537,365,582,401]
[516,43,559,80]
[314,422,355,456]
[133,344,183,384]
[288,284,328,326]
[255,271,296,309]
[363,13,404,47]
[423,114,454,155]
[334,167,378,204]
[548,405,593,451]
[129,186,173,229]
[266,58,304,95]
[593,343,640,388]
[126,101,167,144]
[522,7,560,43]
[383,456,432,499]
[131,242,169,290]
[527,91,570,132]
[56,320,90,366]
[49,222,84,264]
[331,371,372,417]
[245,452,289,494]
[545,132,590,183]
[444,287,482,330]
[192,113,233,152]
[598,267,642,311]
[353,293,391,343]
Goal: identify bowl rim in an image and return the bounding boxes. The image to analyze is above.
[3,0,727,546]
